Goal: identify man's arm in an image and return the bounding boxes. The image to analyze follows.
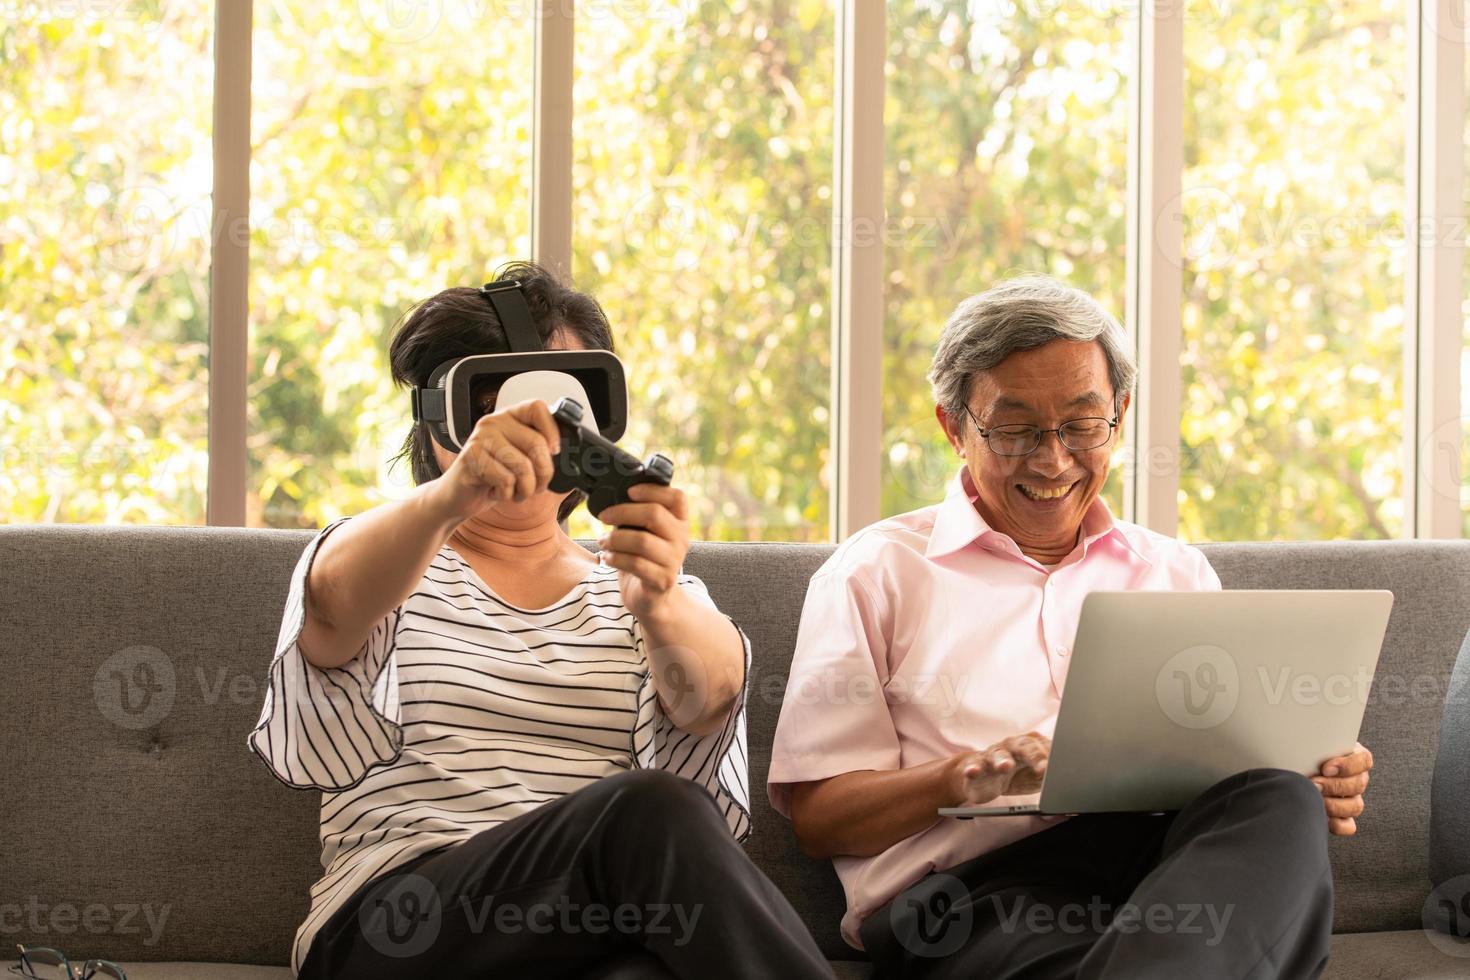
[788,734,1052,859]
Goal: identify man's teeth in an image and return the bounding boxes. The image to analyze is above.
[1019,482,1074,500]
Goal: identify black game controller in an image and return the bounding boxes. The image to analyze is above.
[548,398,674,520]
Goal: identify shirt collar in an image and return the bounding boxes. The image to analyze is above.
[925,467,1152,567]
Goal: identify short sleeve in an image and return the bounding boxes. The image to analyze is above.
[246,516,405,792]
[766,565,901,818]
[631,573,752,842]
[1193,547,1223,591]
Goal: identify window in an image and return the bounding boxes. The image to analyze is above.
[2,7,214,523]
[4,3,1462,543]
[247,3,534,528]
[881,1,1131,518]
[1178,0,1407,541]
[572,0,835,541]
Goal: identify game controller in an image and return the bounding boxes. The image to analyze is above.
[548,398,674,520]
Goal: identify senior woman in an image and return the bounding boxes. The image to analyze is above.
[248,263,831,979]
[768,275,1375,978]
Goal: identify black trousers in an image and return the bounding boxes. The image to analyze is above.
[298,769,833,980]
[860,768,1334,980]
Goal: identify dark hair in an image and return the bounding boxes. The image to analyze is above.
[388,261,615,524]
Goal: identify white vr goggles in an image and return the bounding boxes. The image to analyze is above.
[409,280,630,452]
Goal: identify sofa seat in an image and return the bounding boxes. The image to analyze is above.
[12,931,1463,980]
[5,529,1470,977]
[822,930,1470,978]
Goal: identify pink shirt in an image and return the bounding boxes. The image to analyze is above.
[767,467,1221,949]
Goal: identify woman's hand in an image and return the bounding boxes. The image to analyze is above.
[595,483,691,623]
[429,400,562,524]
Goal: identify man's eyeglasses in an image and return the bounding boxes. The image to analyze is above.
[963,404,1120,457]
[9,945,126,980]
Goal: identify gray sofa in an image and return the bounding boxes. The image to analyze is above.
[4,525,1470,978]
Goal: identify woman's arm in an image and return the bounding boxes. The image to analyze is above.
[300,400,563,669]
[297,484,462,669]
[597,483,744,736]
[637,585,745,736]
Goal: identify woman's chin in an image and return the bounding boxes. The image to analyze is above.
[475,494,562,526]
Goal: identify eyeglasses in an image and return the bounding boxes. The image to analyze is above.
[9,945,126,980]
[963,404,1120,457]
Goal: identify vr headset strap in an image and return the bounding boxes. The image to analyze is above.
[480,280,543,353]
[410,387,446,423]
[409,280,545,436]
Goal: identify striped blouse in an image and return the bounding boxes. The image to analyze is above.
[246,517,751,975]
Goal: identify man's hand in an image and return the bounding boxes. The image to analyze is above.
[596,483,692,623]
[949,732,1052,807]
[1313,741,1373,836]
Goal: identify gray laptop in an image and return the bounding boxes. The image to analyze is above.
[939,590,1393,818]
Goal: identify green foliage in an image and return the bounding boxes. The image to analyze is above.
[0,0,1424,541]
[571,0,834,541]
[1177,0,1406,541]
[882,0,1130,519]
[2,9,213,523]
[883,0,1407,542]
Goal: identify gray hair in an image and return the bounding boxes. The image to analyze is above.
[927,274,1137,421]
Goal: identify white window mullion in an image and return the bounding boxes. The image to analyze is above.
[532,0,575,278]
[207,0,253,527]
[1124,0,1184,536]
[1406,0,1464,539]
[830,0,884,541]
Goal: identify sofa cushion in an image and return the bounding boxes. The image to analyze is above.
[0,526,325,967]
[1321,930,1470,979]
[1201,541,1470,936]
[681,541,850,959]
[1431,627,1470,899]
[818,930,1470,979]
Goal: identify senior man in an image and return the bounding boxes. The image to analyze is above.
[768,275,1373,978]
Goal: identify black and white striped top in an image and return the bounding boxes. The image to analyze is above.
[246,517,751,975]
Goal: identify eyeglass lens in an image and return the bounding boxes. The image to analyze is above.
[14,947,71,980]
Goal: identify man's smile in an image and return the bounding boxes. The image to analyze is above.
[1016,480,1077,502]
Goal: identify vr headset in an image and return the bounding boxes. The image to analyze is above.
[409,280,629,452]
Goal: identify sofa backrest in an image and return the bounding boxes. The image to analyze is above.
[2,527,1467,965]
[1432,604,1470,890]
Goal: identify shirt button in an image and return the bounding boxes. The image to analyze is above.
[1055,646,1069,657]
